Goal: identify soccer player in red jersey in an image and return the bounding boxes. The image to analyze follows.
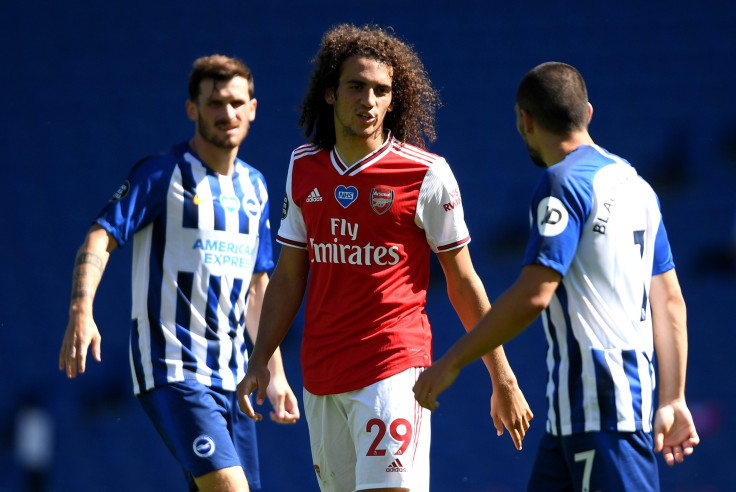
[238,24,533,491]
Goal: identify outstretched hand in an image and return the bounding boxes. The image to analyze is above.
[654,399,700,466]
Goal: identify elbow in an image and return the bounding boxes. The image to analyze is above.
[528,293,551,315]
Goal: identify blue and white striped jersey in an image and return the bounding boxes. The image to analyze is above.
[96,142,274,394]
[523,144,674,436]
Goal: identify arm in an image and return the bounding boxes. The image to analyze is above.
[59,225,118,377]
[435,247,534,450]
[237,245,309,420]
[650,268,699,465]
[243,271,300,424]
[414,264,560,411]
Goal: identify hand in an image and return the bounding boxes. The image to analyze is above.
[266,373,300,424]
[490,379,533,450]
[412,357,461,411]
[59,312,102,378]
[654,399,700,466]
[237,363,271,422]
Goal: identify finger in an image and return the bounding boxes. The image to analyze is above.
[416,395,437,411]
[268,395,288,423]
[66,347,79,378]
[682,443,695,457]
[491,413,503,437]
[256,385,268,407]
[270,409,299,424]
[423,392,439,411]
[683,436,698,456]
[511,429,522,451]
[673,444,684,464]
[662,447,675,466]
[76,343,88,374]
[91,336,102,362]
[653,432,664,454]
[517,420,527,441]
[285,395,301,420]
[241,395,263,422]
[238,381,257,414]
[58,345,66,371]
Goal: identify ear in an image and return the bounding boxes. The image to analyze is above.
[325,87,335,105]
[520,109,534,133]
[249,98,257,122]
[185,100,197,122]
[587,102,593,123]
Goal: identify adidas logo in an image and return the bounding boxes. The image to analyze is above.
[306,187,323,203]
[386,458,406,472]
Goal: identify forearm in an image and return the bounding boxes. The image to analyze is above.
[445,284,543,373]
[651,270,689,403]
[445,274,513,384]
[69,226,114,316]
[249,265,307,367]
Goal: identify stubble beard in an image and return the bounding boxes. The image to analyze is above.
[524,140,547,168]
[198,115,246,150]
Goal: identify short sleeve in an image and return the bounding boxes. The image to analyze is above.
[94,156,174,247]
[415,158,470,253]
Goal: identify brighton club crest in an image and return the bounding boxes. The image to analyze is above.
[370,187,394,215]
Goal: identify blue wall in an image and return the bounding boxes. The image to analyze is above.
[2,1,735,490]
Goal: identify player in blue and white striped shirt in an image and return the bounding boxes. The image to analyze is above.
[59,55,299,491]
[414,62,699,491]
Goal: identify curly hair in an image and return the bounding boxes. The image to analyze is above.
[299,24,441,150]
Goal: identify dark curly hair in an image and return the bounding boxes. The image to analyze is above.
[299,24,441,150]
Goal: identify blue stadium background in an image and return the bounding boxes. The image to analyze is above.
[2,1,735,491]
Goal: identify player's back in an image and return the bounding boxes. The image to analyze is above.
[537,145,672,435]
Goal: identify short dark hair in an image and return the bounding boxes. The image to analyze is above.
[299,23,440,150]
[516,62,589,135]
[188,54,254,102]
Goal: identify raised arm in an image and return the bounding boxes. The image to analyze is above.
[650,268,699,465]
[59,224,118,378]
[243,271,300,424]
[237,245,309,420]
[435,247,534,450]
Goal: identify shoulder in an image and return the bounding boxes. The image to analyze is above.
[292,143,323,161]
[127,144,184,181]
[543,145,621,189]
[389,139,444,167]
[234,158,266,182]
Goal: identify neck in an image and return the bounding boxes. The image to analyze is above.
[334,131,387,167]
[541,131,594,167]
[190,137,238,175]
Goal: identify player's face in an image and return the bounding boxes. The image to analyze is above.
[326,56,393,149]
[189,76,256,150]
[515,104,546,168]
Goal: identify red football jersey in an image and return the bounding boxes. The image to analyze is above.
[277,134,470,395]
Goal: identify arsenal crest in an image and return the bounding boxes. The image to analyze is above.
[370,187,394,215]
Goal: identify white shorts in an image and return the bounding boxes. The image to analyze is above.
[304,367,431,492]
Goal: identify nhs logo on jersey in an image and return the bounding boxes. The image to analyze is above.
[220,195,240,213]
[215,195,259,216]
[335,185,358,208]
